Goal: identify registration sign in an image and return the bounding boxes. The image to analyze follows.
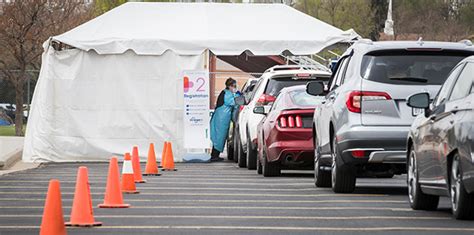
[182,70,211,149]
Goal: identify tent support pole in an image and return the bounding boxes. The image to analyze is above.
[208,50,217,109]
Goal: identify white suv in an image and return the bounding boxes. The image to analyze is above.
[236,65,331,169]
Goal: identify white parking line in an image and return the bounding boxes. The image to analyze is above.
[0,225,472,232]
[0,198,406,203]
[0,214,448,220]
[0,191,388,197]
[0,205,411,211]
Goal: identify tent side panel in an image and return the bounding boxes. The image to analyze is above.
[23,48,205,162]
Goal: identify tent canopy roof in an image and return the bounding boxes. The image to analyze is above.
[52,2,358,56]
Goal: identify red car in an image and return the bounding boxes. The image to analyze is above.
[255,85,326,176]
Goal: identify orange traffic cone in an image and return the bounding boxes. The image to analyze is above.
[122,153,139,194]
[163,142,177,171]
[159,141,168,169]
[65,167,102,227]
[40,179,67,235]
[131,146,146,183]
[98,157,130,208]
[144,143,161,176]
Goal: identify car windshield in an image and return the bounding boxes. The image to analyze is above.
[288,89,325,107]
[265,76,328,96]
[361,50,471,85]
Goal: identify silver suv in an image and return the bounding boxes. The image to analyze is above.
[306,39,474,193]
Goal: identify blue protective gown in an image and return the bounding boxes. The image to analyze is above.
[210,89,237,152]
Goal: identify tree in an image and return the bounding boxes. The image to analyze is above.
[0,0,92,136]
[94,0,128,15]
[295,0,374,38]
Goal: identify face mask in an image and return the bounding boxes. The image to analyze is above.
[230,87,237,93]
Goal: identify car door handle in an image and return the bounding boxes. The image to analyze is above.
[328,94,336,100]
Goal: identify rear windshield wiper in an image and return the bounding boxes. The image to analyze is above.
[389,77,428,83]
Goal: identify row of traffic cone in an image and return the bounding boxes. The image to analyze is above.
[39,141,177,235]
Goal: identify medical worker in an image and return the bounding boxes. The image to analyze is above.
[210,78,240,162]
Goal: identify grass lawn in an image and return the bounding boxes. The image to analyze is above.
[0,126,23,136]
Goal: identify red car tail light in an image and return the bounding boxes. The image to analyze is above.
[256,94,276,106]
[288,116,295,128]
[346,91,392,113]
[278,115,308,129]
[351,150,365,158]
[295,115,303,128]
[279,116,287,128]
[239,105,244,111]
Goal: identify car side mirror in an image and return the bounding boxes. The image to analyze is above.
[235,96,246,106]
[407,92,430,117]
[253,106,270,115]
[306,81,326,96]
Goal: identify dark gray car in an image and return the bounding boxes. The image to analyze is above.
[307,39,474,193]
[406,56,474,220]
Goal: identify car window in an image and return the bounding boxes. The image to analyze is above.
[330,58,349,90]
[361,50,470,85]
[249,78,264,101]
[449,63,474,101]
[289,89,326,107]
[264,77,326,97]
[433,63,464,107]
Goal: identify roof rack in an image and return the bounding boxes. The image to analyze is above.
[264,64,330,74]
[458,39,473,46]
[267,56,332,73]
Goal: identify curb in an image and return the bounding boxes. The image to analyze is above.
[0,148,22,170]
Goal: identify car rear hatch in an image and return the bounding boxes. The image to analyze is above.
[359,49,472,126]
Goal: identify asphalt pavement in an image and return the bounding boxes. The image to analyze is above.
[0,161,473,234]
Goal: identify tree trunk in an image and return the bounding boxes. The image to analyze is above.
[14,80,24,136]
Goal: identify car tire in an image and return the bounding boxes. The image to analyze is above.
[331,135,356,193]
[237,133,246,168]
[450,153,474,220]
[408,146,439,210]
[262,151,280,177]
[227,139,234,161]
[257,155,263,175]
[233,130,240,163]
[314,159,331,188]
[246,133,257,170]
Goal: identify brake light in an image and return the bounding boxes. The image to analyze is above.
[279,117,287,128]
[296,73,311,78]
[346,91,391,113]
[239,105,244,111]
[295,115,302,128]
[278,115,307,129]
[256,94,276,106]
[351,150,365,158]
[288,116,295,128]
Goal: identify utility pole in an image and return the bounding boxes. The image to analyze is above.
[383,0,394,38]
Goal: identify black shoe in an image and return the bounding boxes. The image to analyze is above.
[210,157,224,162]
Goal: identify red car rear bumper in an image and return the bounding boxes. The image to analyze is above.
[266,134,314,169]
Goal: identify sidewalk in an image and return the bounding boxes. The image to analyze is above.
[0,136,38,175]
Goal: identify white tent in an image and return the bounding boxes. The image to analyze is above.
[23,2,358,162]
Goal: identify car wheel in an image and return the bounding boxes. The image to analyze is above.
[450,153,474,220]
[227,138,234,161]
[262,151,280,177]
[331,135,356,193]
[246,131,257,170]
[237,134,246,168]
[233,130,239,163]
[407,146,439,210]
[315,159,331,188]
[257,155,263,175]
